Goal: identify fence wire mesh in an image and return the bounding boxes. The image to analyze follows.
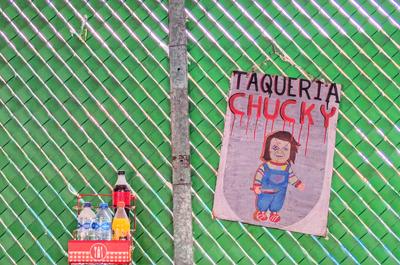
[0,1,399,264]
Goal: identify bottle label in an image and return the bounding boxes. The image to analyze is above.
[113,230,129,240]
[92,222,99,230]
[83,222,91,229]
[100,222,111,230]
[113,191,131,207]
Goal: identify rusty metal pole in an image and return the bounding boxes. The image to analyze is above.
[169,0,193,264]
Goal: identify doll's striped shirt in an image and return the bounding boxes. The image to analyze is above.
[253,161,302,187]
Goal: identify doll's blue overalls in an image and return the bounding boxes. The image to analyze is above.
[257,163,290,212]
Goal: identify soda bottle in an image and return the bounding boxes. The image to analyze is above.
[112,170,131,215]
[112,201,130,240]
[77,202,97,240]
[96,203,113,240]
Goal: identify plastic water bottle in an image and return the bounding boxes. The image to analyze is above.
[96,203,112,240]
[77,202,97,240]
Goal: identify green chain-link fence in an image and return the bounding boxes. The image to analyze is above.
[0,0,399,264]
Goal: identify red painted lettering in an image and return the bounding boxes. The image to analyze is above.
[247,95,262,118]
[263,98,280,121]
[320,105,337,143]
[228,92,245,115]
[280,99,296,123]
[320,105,337,128]
[300,102,315,125]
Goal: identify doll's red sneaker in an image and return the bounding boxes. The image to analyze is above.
[269,212,281,223]
[254,210,267,221]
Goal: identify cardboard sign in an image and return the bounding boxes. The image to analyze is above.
[213,71,341,236]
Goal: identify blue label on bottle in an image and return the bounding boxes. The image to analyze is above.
[83,222,91,229]
[92,222,99,230]
[77,223,82,229]
[100,222,111,230]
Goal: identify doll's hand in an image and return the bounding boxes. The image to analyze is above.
[297,182,305,191]
[253,185,261,194]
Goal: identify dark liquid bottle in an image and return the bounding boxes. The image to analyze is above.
[112,170,131,216]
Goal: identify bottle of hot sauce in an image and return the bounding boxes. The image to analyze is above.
[112,170,131,215]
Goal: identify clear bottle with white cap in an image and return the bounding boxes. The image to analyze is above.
[96,202,112,240]
[77,202,96,240]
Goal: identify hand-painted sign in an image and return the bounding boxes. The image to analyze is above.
[213,71,341,236]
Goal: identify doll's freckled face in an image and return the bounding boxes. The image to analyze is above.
[269,138,291,163]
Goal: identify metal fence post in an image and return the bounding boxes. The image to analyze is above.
[169,0,193,264]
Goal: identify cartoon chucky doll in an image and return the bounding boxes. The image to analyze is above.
[253,131,305,223]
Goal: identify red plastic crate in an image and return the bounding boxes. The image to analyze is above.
[68,240,132,264]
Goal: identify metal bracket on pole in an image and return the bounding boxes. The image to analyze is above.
[169,0,193,264]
